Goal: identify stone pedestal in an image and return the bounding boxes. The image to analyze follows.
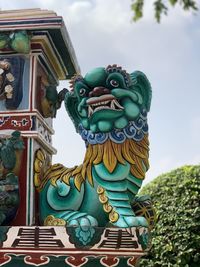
[0,226,149,267]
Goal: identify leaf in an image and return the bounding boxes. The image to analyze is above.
[154,0,168,23]
[181,0,198,10]
[131,0,198,23]
[131,0,144,21]
[169,0,178,6]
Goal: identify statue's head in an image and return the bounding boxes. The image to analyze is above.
[65,65,152,133]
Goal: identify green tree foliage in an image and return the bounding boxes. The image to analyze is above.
[139,165,200,267]
[131,0,198,22]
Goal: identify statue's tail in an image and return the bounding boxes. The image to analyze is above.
[131,195,156,230]
[33,148,84,192]
[33,149,65,191]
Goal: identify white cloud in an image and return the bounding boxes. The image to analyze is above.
[52,105,85,167]
[145,155,177,184]
[62,1,93,24]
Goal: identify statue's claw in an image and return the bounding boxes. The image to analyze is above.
[68,215,98,227]
[113,215,148,228]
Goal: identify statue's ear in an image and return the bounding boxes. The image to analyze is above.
[130,71,152,112]
[64,91,80,132]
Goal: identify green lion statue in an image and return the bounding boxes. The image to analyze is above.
[36,64,152,228]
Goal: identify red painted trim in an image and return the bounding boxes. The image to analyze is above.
[0,115,32,131]
[0,246,144,254]
[0,251,142,267]
[11,138,28,226]
[0,111,31,114]
[31,44,45,55]
[0,110,41,115]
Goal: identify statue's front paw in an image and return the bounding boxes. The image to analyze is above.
[68,214,98,227]
[44,215,66,226]
[113,215,148,228]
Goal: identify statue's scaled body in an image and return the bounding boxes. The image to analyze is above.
[37,65,152,228]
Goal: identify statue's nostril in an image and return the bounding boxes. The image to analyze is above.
[89,87,110,97]
[103,88,109,94]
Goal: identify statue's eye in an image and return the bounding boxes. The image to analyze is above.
[79,88,86,96]
[110,79,119,87]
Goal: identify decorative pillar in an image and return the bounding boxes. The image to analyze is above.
[0,8,80,226]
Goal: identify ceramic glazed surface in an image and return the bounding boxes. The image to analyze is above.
[37,65,153,229]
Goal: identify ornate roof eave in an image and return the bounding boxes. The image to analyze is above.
[0,8,80,80]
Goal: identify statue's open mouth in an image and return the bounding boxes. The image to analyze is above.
[86,94,124,117]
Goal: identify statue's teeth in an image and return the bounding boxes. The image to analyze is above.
[110,100,115,109]
[110,99,124,110]
[113,99,124,110]
[88,98,123,117]
[91,100,110,107]
[88,105,93,116]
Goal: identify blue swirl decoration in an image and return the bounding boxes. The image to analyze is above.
[109,129,126,143]
[95,132,108,144]
[87,132,96,145]
[123,123,136,138]
[134,130,144,141]
[79,124,88,142]
[142,123,149,134]
[78,110,148,144]
[133,117,144,130]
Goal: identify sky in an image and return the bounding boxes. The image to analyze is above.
[0,0,200,185]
